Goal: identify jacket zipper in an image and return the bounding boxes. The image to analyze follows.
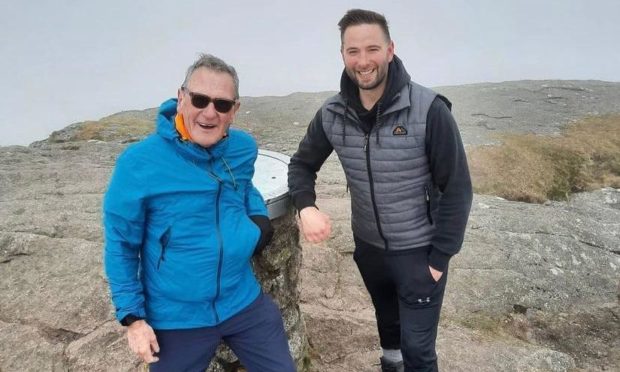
[212,176,223,324]
[424,185,434,225]
[204,157,224,324]
[364,131,389,250]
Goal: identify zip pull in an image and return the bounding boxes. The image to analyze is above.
[207,170,223,184]
[221,157,238,190]
[363,133,369,152]
[206,159,223,184]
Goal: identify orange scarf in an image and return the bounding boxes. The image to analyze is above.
[175,114,192,141]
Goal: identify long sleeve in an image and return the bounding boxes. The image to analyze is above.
[425,97,473,271]
[244,146,272,255]
[287,109,334,211]
[103,152,147,322]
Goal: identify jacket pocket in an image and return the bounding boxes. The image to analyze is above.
[157,226,171,270]
[424,185,434,225]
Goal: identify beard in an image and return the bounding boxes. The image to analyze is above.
[345,65,389,91]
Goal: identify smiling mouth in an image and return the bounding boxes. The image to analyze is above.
[358,69,375,76]
[197,123,217,129]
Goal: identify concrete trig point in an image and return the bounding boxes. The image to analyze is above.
[254,149,292,219]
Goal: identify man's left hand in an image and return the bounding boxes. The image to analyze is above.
[429,266,443,282]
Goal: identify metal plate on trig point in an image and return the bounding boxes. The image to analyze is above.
[253,149,291,220]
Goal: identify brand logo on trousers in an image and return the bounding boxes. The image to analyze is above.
[392,125,407,135]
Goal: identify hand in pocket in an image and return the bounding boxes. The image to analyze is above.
[429,266,443,282]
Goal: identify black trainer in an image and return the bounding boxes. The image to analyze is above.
[380,357,404,372]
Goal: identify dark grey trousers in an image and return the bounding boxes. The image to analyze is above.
[149,293,295,372]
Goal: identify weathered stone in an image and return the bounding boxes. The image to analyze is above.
[1,80,619,371]
[0,320,66,371]
[0,141,308,372]
[64,321,141,371]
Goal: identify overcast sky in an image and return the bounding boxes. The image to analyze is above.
[1,0,619,146]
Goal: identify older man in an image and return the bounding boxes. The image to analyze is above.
[104,54,295,371]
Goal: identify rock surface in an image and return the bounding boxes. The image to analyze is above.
[1,80,619,371]
[0,142,307,371]
[301,181,619,371]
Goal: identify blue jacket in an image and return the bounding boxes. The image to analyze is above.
[103,98,268,329]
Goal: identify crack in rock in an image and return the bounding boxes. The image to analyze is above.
[471,113,513,119]
[477,122,496,130]
[475,229,610,251]
[0,252,31,264]
[11,229,59,239]
[543,86,588,92]
[1,230,102,244]
[573,238,606,251]
[38,325,85,344]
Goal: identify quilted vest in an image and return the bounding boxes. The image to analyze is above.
[321,81,439,250]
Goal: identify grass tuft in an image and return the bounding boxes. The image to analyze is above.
[468,115,620,203]
[48,109,157,143]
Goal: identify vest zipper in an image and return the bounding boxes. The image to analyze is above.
[364,132,389,250]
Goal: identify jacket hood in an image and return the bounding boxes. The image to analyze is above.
[339,54,411,112]
[156,98,181,141]
[155,98,229,160]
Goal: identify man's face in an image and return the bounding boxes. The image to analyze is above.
[177,67,239,148]
[341,23,394,92]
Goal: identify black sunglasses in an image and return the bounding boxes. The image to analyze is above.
[182,88,237,113]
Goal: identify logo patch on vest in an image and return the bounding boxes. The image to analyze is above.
[392,125,408,136]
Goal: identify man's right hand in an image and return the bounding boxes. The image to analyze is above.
[127,320,160,364]
[299,207,332,243]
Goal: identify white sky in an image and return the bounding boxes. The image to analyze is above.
[1,0,619,146]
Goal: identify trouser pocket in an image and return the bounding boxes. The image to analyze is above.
[386,246,447,308]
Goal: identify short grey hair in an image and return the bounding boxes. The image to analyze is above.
[181,53,240,99]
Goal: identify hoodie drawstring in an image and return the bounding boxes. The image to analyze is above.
[202,154,237,191]
[221,157,238,191]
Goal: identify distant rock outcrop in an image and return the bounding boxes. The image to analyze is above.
[1,80,619,371]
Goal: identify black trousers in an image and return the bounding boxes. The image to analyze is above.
[353,237,448,372]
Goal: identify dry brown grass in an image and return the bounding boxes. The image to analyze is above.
[71,115,153,142]
[467,115,620,203]
[46,109,157,143]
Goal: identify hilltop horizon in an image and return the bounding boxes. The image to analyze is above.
[4,0,620,146]
[4,78,619,148]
